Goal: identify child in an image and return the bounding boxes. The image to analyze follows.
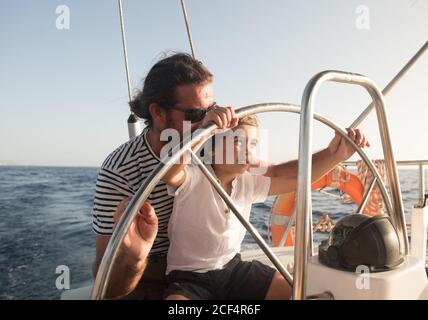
[162,107,367,300]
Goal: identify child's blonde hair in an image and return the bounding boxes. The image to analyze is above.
[237,115,259,128]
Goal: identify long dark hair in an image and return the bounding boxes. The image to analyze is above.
[129,53,213,126]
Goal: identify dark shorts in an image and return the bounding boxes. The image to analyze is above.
[164,253,276,300]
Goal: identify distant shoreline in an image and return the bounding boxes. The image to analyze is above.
[0,164,100,169]
[0,164,425,171]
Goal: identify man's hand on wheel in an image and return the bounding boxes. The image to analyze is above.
[114,198,158,263]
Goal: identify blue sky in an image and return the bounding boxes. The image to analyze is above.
[0,0,427,167]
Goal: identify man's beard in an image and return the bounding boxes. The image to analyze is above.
[165,114,175,131]
[166,114,197,138]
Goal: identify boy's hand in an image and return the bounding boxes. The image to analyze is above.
[328,128,370,162]
[202,105,239,130]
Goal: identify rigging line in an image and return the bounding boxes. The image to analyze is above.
[179,0,197,59]
[117,0,133,106]
[351,41,428,128]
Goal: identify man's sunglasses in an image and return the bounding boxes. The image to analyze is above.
[164,103,217,123]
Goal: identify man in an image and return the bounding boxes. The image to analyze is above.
[92,53,219,299]
[92,53,369,299]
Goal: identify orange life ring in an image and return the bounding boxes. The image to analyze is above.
[270,166,379,247]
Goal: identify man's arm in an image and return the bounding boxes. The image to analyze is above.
[93,235,147,298]
[92,200,157,299]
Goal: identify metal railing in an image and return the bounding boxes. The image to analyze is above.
[343,160,427,208]
[293,70,408,300]
[351,41,427,128]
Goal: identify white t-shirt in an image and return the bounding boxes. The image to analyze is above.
[166,163,271,274]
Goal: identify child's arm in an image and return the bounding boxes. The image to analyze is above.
[267,148,340,196]
[258,128,369,180]
[249,128,370,196]
[162,105,238,188]
[161,155,189,188]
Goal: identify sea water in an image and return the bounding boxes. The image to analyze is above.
[0,166,426,299]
